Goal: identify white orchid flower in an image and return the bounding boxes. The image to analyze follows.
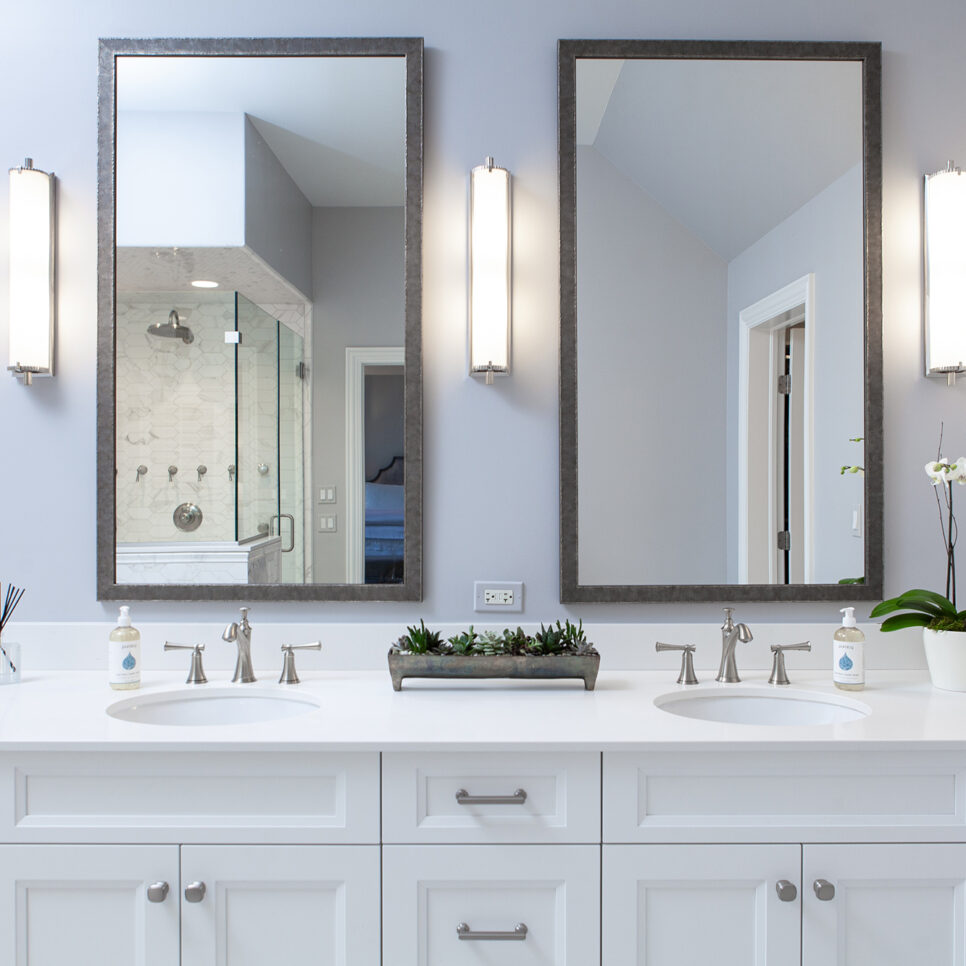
[925,456,966,485]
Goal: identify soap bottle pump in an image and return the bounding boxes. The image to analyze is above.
[833,606,865,691]
[109,605,141,690]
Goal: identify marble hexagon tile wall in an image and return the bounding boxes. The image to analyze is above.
[115,295,237,544]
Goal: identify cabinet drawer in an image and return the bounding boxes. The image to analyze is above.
[604,750,966,843]
[383,844,600,965]
[0,751,380,844]
[382,751,600,843]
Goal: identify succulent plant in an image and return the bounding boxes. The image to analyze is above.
[393,619,442,654]
[391,619,596,657]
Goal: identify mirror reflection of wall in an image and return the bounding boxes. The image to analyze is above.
[111,53,407,587]
[574,55,866,589]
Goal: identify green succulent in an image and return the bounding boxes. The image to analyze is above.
[447,626,479,655]
[395,619,442,654]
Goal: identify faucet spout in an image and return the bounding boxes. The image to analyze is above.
[222,607,255,683]
[716,608,752,683]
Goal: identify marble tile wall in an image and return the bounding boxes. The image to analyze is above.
[116,296,237,544]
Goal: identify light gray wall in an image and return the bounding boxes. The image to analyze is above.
[576,146,728,584]
[116,111,245,247]
[243,116,313,298]
[312,206,404,582]
[0,0,963,630]
[726,164,865,585]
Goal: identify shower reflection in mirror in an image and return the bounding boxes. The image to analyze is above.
[112,52,407,587]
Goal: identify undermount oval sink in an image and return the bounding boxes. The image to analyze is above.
[654,686,870,726]
[107,687,321,726]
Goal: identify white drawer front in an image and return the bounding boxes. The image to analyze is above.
[382,751,600,843]
[0,751,380,844]
[604,750,966,843]
[383,844,600,965]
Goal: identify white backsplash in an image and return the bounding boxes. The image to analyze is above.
[5,621,923,674]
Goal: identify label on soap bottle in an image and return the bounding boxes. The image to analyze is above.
[833,640,864,686]
[109,639,140,687]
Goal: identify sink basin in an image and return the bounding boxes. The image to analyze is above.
[107,687,321,726]
[654,686,870,726]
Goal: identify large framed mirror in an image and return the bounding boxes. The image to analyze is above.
[97,37,422,601]
[559,40,882,602]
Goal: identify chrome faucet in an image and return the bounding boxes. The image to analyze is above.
[716,607,753,683]
[222,607,256,683]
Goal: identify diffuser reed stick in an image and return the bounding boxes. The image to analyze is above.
[0,583,25,672]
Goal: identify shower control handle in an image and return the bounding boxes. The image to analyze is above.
[136,465,148,483]
[168,465,178,482]
[228,464,236,482]
[197,465,207,481]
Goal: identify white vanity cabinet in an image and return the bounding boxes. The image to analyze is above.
[180,844,380,965]
[0,750,382,966]
[0,844,181,965]
[381,751,602,964]
[602,844,802,965]
[802,843,966,966]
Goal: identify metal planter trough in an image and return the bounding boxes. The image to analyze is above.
[388,651,600,691]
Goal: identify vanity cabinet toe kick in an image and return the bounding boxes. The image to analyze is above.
[2,747,966,966]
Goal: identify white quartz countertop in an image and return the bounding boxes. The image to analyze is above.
[0,669,964,751]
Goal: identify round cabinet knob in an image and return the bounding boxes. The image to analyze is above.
[146,881,169,903]
[813,879,836,901]
[184,881,207,903]
[775,879,798,902]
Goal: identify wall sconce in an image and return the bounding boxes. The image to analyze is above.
[924,161,966,386]
[8,158,55,385]
[469,157,511,384]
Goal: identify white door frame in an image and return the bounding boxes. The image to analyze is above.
[345,346,405,584]
[737,274,815,584]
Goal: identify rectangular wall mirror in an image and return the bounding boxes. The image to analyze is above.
[97,37,423,601]
[559,40,882,602]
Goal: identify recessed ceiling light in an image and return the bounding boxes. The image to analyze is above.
[191,279,219,289]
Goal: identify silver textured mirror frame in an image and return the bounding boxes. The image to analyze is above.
[96,37,423,601]
[558,39,882,603]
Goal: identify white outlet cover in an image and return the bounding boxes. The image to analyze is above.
[474,581,524,613]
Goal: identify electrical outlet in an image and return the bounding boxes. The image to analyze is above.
[474,581,524,613]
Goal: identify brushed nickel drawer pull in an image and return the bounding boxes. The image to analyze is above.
[455,788,527,805]
[457,922,528,941]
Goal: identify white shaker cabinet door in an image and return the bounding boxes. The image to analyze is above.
[383,844,600,965]
[0,844,180,966]
[603,844,802,966]
[804,843,966,966]
[180,844,380,966]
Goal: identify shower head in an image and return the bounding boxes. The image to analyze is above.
[147,309,194,344]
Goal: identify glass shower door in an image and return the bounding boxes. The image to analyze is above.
[278,323,305,583]
[234,294,279,546]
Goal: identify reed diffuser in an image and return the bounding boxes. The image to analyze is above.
[0,583,25,674]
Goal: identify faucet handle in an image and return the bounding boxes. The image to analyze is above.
[279,641,322,685]
[722,606,734,629]
[768,641,811,686]
[655,642,699,685]
[164,642,207,685]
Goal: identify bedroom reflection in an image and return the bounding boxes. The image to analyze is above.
[112,54,406,586]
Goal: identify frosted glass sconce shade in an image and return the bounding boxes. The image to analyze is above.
[924,162,966,385]
[8,159,55,385]
[469,157,511,384]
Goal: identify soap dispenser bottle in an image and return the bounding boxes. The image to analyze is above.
[109,605,141,690]
[833,606,865,691]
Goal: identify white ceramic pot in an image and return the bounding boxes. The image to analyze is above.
[923,628,966,691]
